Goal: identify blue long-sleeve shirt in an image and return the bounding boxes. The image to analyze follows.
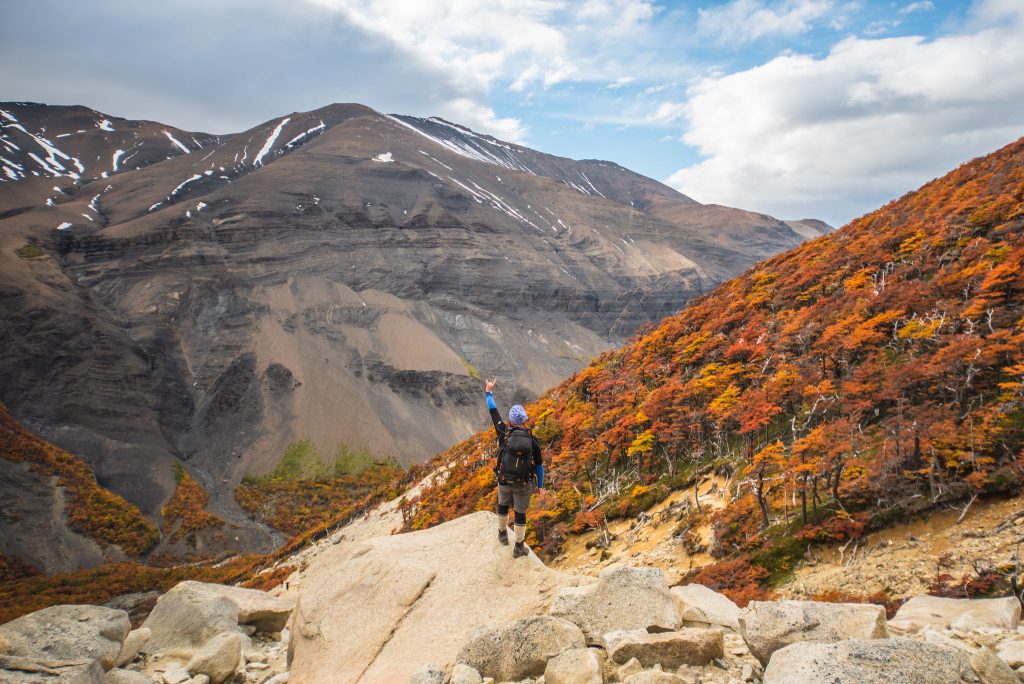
[486,391,544,486]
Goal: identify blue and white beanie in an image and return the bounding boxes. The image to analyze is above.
[509,404,528,425]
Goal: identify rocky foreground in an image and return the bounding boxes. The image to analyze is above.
[2,510,1023,683]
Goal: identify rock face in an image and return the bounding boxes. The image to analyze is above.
[185,632,242,684]
[670,584,741,631]
[549,566,681,644]
[603,628,724,669]
[183,583,294,633]
[762,638,976,684]
[889,595,1022,633]
[115,628,151,667]
[289,511,584,683]
[0,100,829,566]
[739,599,888,665]
[0,604,130,670]
[140,582,240,653]
[544,647,604,684]
[457,616,586,681]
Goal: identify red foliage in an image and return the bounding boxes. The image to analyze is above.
[812,589,903,619]
[395,137,1024,565]
[684,556,776,607]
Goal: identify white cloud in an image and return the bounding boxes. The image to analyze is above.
[900,1,935,14]
[302,0,660,141]
[667,0,1024,225]
[698,0,837,43]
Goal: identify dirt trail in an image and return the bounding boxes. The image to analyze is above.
[554,475,731,585]
[781,494,1024,599]
[550,482,1024,598]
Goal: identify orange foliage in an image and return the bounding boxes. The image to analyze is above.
[395,137,1024,573]
[234,465,404,537]
[0,403,159,556]
[161,466,223,542]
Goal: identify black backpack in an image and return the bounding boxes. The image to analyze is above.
[498,428,535,484]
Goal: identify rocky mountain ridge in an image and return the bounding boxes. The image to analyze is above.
[0,100,829,567]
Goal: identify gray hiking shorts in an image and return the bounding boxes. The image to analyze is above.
[497,480,534,514]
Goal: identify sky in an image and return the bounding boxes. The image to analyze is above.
[2,0,1023,226]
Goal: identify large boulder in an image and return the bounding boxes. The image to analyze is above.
[288,512,584,683]
[549,566,680,644]
[407,664,446,684]
[739,600,888,665]
[762,638,975,684]
[141,582,240,653]
[191,584,294,632]
[103,669,157,684]
[457,615,585,681]
[889,596,1022,633]
[450,663,483,684]
[969,647,1020,684]
[185,632,242,684]
[603,628,724,669]
[544,647,604,684]
[670,584,740,631]
[996,639,1024,667]
[115,628,151,668]
[0,604,130,670]
[0,654,105,683]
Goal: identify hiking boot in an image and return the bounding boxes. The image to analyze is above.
[497,529,509,545]
[512,541,528,558]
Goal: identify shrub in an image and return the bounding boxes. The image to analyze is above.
[161,466,222,542]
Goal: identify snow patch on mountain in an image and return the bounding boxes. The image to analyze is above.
[285,120,325,148]
[253,117,291,167]
[162,131,191,154]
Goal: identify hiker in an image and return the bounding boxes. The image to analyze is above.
[485,378,544,558]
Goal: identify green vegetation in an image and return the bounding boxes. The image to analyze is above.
[461,358,481,380]
[243,438,395,483]
[15,243,47,260]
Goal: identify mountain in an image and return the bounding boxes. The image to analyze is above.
[401,136,1024,596]
[0,101,829,567]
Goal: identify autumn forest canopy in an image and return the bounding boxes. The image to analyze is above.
[402,137,1024,597]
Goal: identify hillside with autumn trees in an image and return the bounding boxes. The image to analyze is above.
[400,137,1024,600]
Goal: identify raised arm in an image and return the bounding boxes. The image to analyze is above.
[485,378,506,444]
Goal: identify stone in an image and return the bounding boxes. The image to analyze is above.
[543,647,604,684]
[969,647,1020,684]
[0,604,130,670]
[190,676,210,684]
[141,583,239,653]
[996,639,1024,667]
[116,628,152,668]
[290,512,583,683]
[670,585,741,631]
[185,632,242,684]
[451,663,484,684]
[263,675,290,684]
[407,664,446,684]
[623,672,690,684]
[603,628,724,669]
[617,657,644,681]
[192,584,295,633]
[161,666,191,684]
[104,669,156,684]
[549,566,680,644]
[0,655,105,683]
[457,615,586,682]
[889,596,1021,633]
[738,600,888,665]
[762,638,975,684]
[740,662,753,682]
